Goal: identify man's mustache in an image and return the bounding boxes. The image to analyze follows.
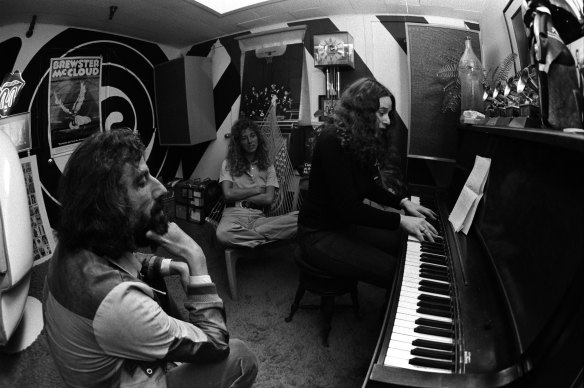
[148,198,169,235]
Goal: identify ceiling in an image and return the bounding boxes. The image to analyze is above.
[0,0,490,48]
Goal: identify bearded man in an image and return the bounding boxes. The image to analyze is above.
[43,128,257,388]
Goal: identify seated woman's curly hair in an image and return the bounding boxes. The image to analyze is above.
[226,117,270,176]
[330,77,397,167]
[57,128,145,258]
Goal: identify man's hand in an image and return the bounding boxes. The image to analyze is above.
[146,222,208,276]
[163,261,190,293]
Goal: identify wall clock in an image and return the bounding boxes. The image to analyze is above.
[313,32,355,68]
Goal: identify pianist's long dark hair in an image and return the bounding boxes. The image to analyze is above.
[331,77,397,168]
[57,128,144,259]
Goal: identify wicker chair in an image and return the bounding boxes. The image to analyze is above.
[206,103,302,300]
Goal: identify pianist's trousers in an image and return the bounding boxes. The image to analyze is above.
[298,224,401,288]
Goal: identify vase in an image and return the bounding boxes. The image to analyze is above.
[458,37,484,114]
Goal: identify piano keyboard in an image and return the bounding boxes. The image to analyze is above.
[383,195,457,374]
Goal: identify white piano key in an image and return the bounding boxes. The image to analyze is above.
[400,285,451,301]
[401,287,453,301]
[396,305,453,323]
[403,271,451,285]
[397,294,420,305]
[394,311,450,326]
[384,354,452,374]
[386,347,416,361]
[388,338,414,351]
[392,325,453,344]
[392,317,417,330]
[400,287,452,303]
[395,299,419,311]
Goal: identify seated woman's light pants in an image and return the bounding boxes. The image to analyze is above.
[216,207,298,248]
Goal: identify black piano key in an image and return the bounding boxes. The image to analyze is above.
[421,241,444,249]
[421,246,446,255]
[420,256,447,266]
[420,263,449,274]
[415,318,454,331]
[419,285,450,296]
[420,271,450,283]
[420,280,450,291]
[418,294,451,306]
[409,357,453,371]
[411,347,454,361]
[413,339,455,352]
[417,306,452,318]
[417,300,450,312]
[415,325,454,338]
[420,252,447,260]
[420,271,449,282]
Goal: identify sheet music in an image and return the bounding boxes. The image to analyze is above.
[448,155,491,234]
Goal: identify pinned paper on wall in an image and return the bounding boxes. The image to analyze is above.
[20,155,56,264]
[448,155,491,234]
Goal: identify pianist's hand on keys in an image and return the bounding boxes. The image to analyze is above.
[399,198,441,242]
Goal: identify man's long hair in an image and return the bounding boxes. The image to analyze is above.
[57,128,145,258]
[225,118,270,176]
[330,77,397,167]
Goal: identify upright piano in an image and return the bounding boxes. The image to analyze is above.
[363,124,584,388]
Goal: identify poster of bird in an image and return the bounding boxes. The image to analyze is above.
[48,56,102,156]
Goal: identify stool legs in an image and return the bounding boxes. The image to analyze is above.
[224,249,240,300]
[285,285,306,322]
[321,295,335,347]
[350,287,360,319]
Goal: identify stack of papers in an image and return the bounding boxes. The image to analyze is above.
[448,155,491,235]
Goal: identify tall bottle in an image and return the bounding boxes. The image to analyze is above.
[458,36,484,114]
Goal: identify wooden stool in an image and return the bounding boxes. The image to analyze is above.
[285,247,359,346]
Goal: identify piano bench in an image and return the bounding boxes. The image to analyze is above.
[284,247,359,347]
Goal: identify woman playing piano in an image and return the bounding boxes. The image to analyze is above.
[298,77,439,288]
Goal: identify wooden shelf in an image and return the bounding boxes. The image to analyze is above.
[460,124,584,154]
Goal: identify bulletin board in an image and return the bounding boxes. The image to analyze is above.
[407,24,481,161]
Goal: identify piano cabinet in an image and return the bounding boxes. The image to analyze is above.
[363,124,584,388]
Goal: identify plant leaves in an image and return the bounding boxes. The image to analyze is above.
[491,52,517,85]
[436,63,459,79]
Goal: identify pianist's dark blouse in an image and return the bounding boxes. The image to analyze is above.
[298,128,404,231]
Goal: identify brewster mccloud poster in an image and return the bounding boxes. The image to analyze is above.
[49,56,102,157]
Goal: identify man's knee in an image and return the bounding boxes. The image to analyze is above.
[228,339,258,387]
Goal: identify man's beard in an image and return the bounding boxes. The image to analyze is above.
[132,197,169,250]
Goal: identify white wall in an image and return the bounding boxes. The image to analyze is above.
[480,0,515,75]
[190,11,515,180]
[2,7,516,182]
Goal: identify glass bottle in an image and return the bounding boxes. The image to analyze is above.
[458,36,484,113]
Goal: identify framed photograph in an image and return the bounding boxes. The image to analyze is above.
[318,95,340,120]
[0,112,32,152]
[504,0,530,73]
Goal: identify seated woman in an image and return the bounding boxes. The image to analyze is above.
[216,118,298,248]
[298,77,439,288]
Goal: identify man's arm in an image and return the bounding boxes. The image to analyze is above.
[93,280,229,364]
[94,222,230,363]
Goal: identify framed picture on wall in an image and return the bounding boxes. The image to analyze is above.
[504,0,530,73]
[318,95,340,120]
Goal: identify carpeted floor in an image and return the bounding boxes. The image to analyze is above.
[0,220,388,388]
